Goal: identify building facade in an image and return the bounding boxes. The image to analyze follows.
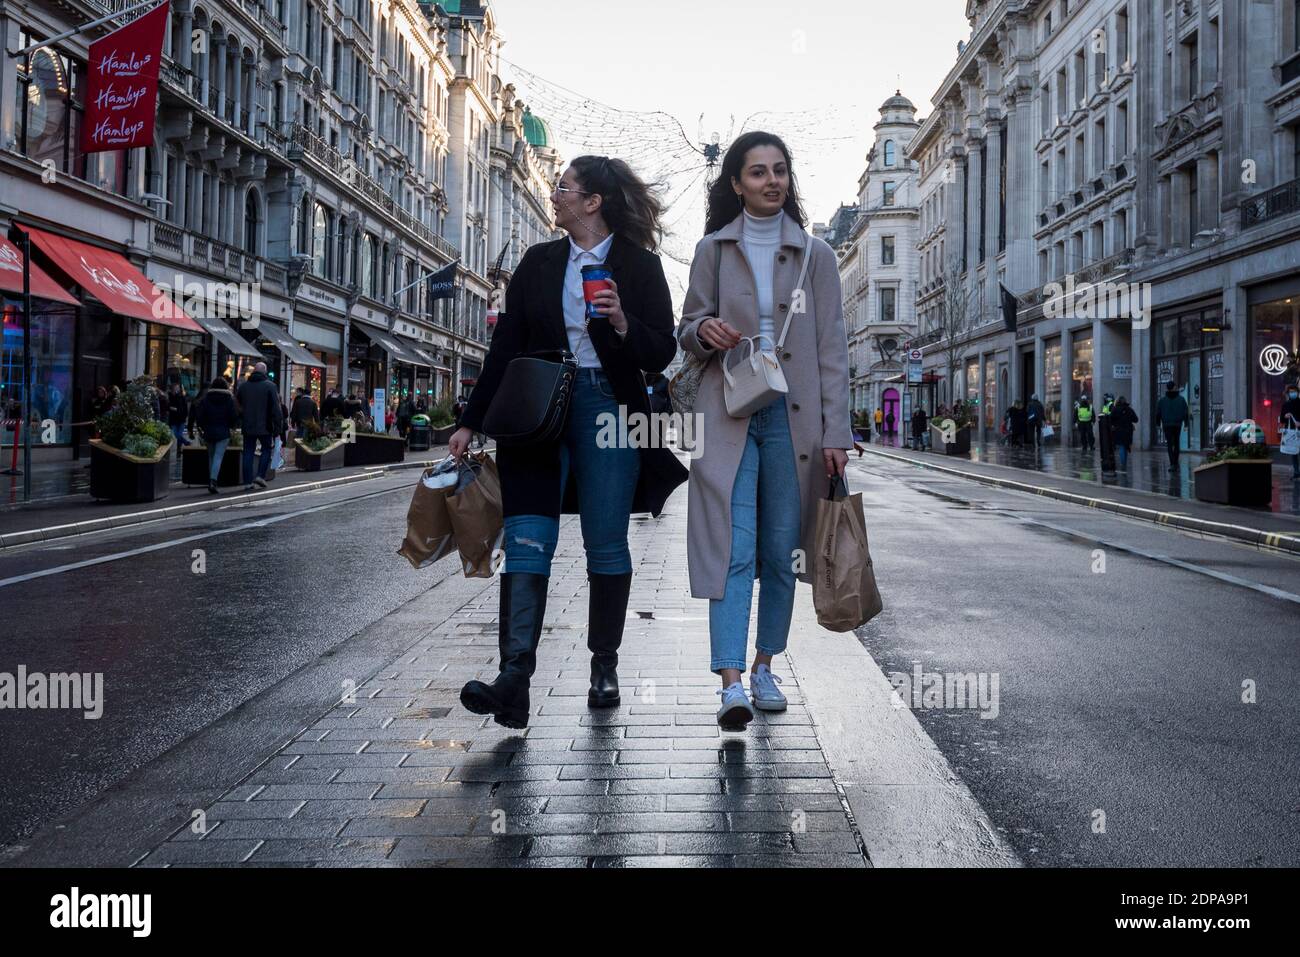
[1,0,556,464]
[892,0,1300,455]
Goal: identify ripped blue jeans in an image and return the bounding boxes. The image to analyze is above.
[503,368,641,577]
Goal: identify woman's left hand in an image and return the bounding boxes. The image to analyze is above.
[591,279,628,335]
[823,448,848,478]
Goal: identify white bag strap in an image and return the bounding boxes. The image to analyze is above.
[774,232,813,351]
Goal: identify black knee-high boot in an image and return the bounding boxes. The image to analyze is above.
[460,572,548,729]
[586,571,632,708]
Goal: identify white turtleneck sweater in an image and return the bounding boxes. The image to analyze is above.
[740,208,783,349]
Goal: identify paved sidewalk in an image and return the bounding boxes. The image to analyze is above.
[0,446,451,548]
[134,509,870,867]
[865,444,1300,543]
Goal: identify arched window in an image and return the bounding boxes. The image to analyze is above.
[883,140,896,167]
[362,234,375,297]
[312,202,327,275]
[244,189,260,255]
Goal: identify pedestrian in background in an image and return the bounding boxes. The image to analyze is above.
[396,394,414,437]
[676,131,852,732]
[1026,393,1046,449]
[450,154,685,730]
[1111,396,1138,470]
[321,387,344,421]
[235,361,283,491]
[1280,383,1300,479]
[1006,400,1027,447]
[290,386,318,439]
[1076,397,1095,452]
[911,405,928,451]
[192,377,239,494]
[167,383,190,448]
[1156,381,1190,469]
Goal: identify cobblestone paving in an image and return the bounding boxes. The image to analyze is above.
[138,508,869,867]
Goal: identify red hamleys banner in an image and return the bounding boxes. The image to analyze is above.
[80,2,169,154]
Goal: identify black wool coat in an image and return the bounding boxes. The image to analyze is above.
[458,234,688,520]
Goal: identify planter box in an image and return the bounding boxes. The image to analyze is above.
[181,444,244,487]
[430,425,456,446]
[344,431,407,466]
[294,438,346,472]
[930,423,972,455]
[1193,459,1273,508]
[89,439,173,503]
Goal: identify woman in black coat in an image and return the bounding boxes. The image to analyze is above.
[450,155,687,729]
[192,377,240,494]
[1110,396,1139,470]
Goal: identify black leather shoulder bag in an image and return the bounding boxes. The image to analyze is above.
[481,347,579,447]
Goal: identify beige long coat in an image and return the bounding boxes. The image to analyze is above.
[677,212,854,600]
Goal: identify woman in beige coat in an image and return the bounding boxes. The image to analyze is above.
[677,132,853,731]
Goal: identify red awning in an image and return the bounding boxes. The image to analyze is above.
[24,226,203,331]
[0,236,79,305]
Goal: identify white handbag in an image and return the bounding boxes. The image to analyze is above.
[722,233,813,418]
[1281,427,1300,456]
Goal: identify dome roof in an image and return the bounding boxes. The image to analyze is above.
[522,108,551,148]
[880,90,916,113]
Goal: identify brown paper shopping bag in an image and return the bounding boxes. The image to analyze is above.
[812,475,883,632]
[445,451,504,579]
[396,463,459,569]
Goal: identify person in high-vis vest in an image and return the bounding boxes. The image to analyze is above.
[1076,398,1096,452]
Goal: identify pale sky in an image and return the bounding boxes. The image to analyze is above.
[492,0,972,299]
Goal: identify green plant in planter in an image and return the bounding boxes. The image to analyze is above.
[428,396,455,429]
[140,420,172,446]
[96,382,159,449]
[322,414,345,437]
[1207,442,1270,464]
[122,433,160,458]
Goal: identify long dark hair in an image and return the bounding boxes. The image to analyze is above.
[569,155,664,252]
[705,131,808,236]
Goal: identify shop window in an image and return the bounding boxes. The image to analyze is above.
[1,304,76,445]
[1249,296,1300,445]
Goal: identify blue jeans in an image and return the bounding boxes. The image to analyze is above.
[171,424,189,447]
[208,438,229,483]
[710,398,802,674]
[242,434,274,484]
[1115,443,1129,469]
[503,368,640,577]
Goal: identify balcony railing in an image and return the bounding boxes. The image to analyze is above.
[150,220,283,289]
[291,123,460,257]
[1021,247,1136,307]
[1241,177,1300,229]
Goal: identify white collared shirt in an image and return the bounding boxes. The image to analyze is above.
[564,232,615,368]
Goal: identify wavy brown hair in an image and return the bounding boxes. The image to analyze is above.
[704,131,807,235]
[569,155,664,252]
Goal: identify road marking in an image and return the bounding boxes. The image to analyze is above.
[0,482,412,589]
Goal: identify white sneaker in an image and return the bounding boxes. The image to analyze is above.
[749,664,787,711]
[716,682,754,731]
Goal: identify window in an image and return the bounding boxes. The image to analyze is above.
[1183,31,1200,101]
[883,140,896,167]
[312,203,328,276]
[1117,7,1129,66]
[1115,102,1129,158]
[362,235,375,297]
[15,36,90,180]
[880,287,897,324]
[882,181,896,206]
[244,190,259,254]
[1187,165,1199,244]
[881,236,895,265]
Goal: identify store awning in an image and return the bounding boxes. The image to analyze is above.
[194,313,262,358]
[0,237,79,305]
[367,327,429,367]
[258,321,326,367]
[23,226,203,331]
[885,372,941,384]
